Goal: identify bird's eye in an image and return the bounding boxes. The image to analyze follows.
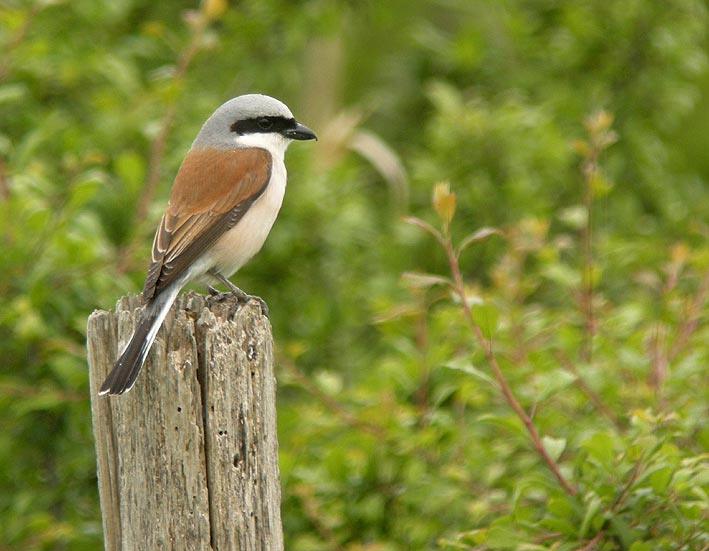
[257,118,273,130]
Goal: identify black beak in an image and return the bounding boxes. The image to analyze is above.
[284,122,317,141]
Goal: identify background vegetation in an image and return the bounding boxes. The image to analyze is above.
[1,0,708,549]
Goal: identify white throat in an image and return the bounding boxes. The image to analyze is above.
[192,133,290,280]
[233,132,291,160]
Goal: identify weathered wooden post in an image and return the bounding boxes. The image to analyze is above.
[86,292,283,551]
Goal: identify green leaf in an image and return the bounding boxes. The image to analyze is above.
[546,496,575,518]
[580,432,616,468]
[68,171,104,211]
[646,465,673,493]
[558,205,588,230]
[402,215,444,244]
[541,263,581,288]
[579,493,602,537]
[0,83,28,105]
[609,516,638,548]
[590,172,614,197]
[485,517,526,549]
[445,359,496,387]
[313,371,342,396]
[114,150,146,193]
[476,413,526,439]
[539,516,577,536]
[456,227,503,257]
[532,369,576,401]
[400,271,451,290]
[470,301,498,336]
[542,435,566,462]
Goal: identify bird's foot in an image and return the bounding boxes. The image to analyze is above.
[210,273,269,318]
[240,293,269,318]
[207,285,223,297]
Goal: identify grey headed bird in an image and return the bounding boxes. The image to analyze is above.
[99,94,317,396]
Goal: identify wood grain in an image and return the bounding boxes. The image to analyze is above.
[87,292,282,551]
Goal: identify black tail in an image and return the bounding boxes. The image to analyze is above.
[98,286,180,396]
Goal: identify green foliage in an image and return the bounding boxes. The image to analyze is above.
[1,0,709,550]
[439,411,709,550]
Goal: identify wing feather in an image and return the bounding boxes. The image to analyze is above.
[141,147,272,300]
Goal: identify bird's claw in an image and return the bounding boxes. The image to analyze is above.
[208,273,269,318]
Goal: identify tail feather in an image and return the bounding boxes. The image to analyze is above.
[98,285,180,396]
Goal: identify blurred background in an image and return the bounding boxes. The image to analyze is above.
[1,1,708,549]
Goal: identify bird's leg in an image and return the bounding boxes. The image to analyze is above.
[212,273,249,300]
[207,284,222,297]
[210,272,269,318]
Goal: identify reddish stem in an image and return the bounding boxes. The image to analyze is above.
[574,530,604,551]
[668,263,709,361]
[117,14,209,272]
[443,228,577,496]
[579,149,599,364]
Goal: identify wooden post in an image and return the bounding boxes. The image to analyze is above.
[87,292,283,551]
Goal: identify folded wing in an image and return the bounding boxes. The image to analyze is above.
[142,147,272,300]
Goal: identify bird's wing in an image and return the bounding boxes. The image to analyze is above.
[141,147,272,300]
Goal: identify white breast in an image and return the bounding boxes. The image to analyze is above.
[211,157,286,277]
[186,129,293,285]
[185,150,287,282]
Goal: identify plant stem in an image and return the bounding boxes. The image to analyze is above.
[579,147,598,364]
[117,12,209,272]
[555,350,621,429]
[574,530,604,551]
[0,3,42,82]
[577,111,616,364]
[414,292,432,425]
[443,233,577,496]
[280,356,386,439]
[668,263,709,361]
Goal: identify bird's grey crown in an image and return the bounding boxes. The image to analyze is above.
[192,94,294,148]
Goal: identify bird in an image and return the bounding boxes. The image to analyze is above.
[99,94,317,396]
